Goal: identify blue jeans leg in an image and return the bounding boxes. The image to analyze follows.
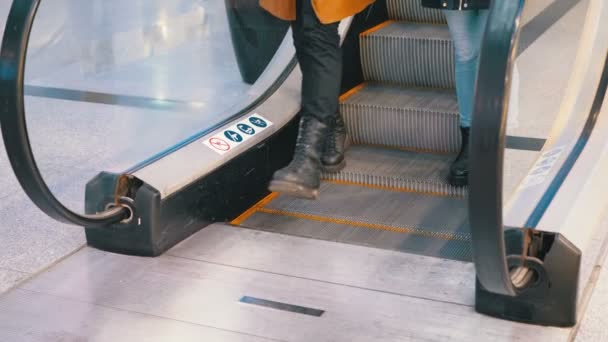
[443,10,489,128]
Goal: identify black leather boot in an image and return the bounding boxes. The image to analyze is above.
[269,116,328,199]
[448,126,470,187]
[322,114,350,173]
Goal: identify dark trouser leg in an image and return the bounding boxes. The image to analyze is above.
[295,0,347,173]
[292,0,342,124]
[268,0,342,199]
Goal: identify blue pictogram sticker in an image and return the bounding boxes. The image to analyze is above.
[249,117,268,128]
[237,123,255,135]
[224,130,243,142]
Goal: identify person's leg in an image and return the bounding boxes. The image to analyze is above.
[444,9,488,186]
[297,0,342,124]
[321,112,350,172]
[444,10,488,128]
[269,0,342,199]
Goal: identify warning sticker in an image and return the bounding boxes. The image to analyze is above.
[208,138,230,152]
[203,113,273,155]
[520,146,566,189]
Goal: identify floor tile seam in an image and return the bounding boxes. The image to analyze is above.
[23,86,205,114]
[0,243,87,296]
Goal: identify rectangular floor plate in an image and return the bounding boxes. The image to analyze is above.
[239,296,325,317]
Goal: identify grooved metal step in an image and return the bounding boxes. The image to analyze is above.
[321,145,466,197]
[361,21,454,88]
[387,0,447,24]
[239,182,471,261]
[340,83,460,153]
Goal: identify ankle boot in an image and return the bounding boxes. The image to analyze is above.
[322,114,350,173]
[448,126,470,187]
[269,116,329,199]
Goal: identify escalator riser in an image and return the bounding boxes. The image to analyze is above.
[321,146,467,197]
[361,22,454,89]
[341,84,460,153]
[386,0,447,24]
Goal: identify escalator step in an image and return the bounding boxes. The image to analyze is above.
[387,0,447,24]
[340,83,460,153]
[321,145,466,197]
[242,211,472,261]
[239,182,471,261]
[361,21,454,88]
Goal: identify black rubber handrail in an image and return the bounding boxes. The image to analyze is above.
[468,0,525,296]
[0,0,131,227]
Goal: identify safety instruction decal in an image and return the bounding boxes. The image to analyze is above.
[520,146,566,189]
[203,113,273,155]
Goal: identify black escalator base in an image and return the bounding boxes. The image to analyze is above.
[475,229,581,327]
[84,117,300,257]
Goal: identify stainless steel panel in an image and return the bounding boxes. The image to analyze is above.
[0,289,273,342]
[170,223,476,305]
[11,247,569,342]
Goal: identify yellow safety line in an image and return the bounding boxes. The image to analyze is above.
[231,192,279,225]
[360,20,395,36]
[339,83,367,102]
[256,207,469,242]
[322,179,464,199]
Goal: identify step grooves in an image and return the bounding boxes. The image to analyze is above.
[255,207,471,242]
[360,25,455,88]
[341,102,460,153]
[387,0,447,24]
[321,174,467,198]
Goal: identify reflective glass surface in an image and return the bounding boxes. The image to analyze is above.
[13,0,289,211]
[502,0,590,210]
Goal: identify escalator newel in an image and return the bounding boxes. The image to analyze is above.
[475,228,581,327]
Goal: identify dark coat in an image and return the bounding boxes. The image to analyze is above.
[260,0,376,24]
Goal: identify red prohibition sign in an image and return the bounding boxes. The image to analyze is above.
[209,137,230,151]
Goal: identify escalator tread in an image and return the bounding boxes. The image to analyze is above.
[240,206,472,262]
[321,145,466,197]
[238,181,471,261]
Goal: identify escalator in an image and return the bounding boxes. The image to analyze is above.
[2,0,608,340]
[231,7,472,261]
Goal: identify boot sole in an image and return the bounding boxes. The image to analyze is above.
[448,174,468,187]
[268,180,320,200]
[322,159,346,173]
